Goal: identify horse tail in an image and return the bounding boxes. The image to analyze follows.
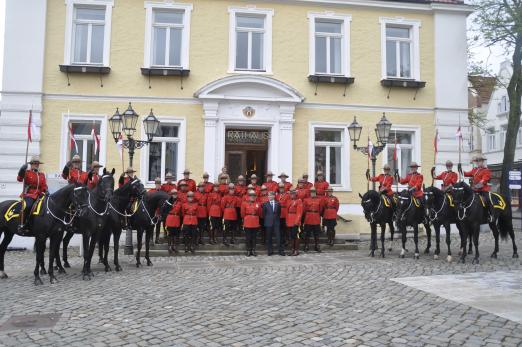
[497,200,513,241]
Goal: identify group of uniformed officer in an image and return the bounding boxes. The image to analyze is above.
[161,170,339,256]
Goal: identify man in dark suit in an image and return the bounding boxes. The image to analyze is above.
[262,192,285,256]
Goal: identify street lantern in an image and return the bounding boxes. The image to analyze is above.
[143,109,160,141]
[122,102,139,137]
[109,107,123,142]
[375,113,392,145]
[348,116,363,148]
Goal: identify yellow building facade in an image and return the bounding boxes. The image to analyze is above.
[1,0,473,223]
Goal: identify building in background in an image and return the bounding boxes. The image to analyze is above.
[1,0,473,238]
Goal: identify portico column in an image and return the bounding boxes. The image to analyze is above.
[278,105,295,181]
[202,102,219,181]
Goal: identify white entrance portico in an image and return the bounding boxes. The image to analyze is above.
[194,75,305,181]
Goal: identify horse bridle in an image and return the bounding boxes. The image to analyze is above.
[46,194,78,225]
[425,191,446,222]
[363,196,382,224]
[397,195,413,221]
[87,190,110,216]
[454,187,475,221]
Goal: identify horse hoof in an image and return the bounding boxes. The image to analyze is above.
[388,248,393,252]
[424,248,430,255]
[105,266,112,272]
[490,253,498,259]
[399,254,405,259]
[53,266,59,271]
[40,268,47,275]
[147,261,153,266]
[82,274,91,281]
[414,254,420,260]
[513,253,519,259]
[98,259,103,264]
[136,263,141,268]
[63,261,71,268]
[434,255,439,260]
[369,251,375,257]
[472,258,480,265]
[34,277,43,286]
[447,256,452,263]
[380,253,385,258]
[49,276,58,284]
[468,249,473,255]
[0,272,8,279]
[58,268,66,274]
[459,258,465,264]
[115,265,122,272]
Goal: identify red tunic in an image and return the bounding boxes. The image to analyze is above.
[303,181,313,190]
[62,167,83,184]
[17,170,48,199]
[276,192,291,219]
[177,192,188,204]
[182,202,198,225]
[203,182,214,194]
[303,197,323,225]
[399,173,424,198]
[296,188,310,201]
[119,176,132,188]
[264,181,279,193]
[235,184,247,198]
[434,171,458,189]
[165,200,182,228]
[207,192,222,218]
[464,167,491,192]
[286,198,303,227]
[178,178,196,192]
[314,181,330,196]
[161,183,177,194]
[80,171,99,189]
[221,194,239,221]
[322,196,339,220]
[241,201,261,228]
[257,194,269,206]
[279,181,293,192]
[218,183,229,196]
[194,191,208,218]
[370,174,394,197]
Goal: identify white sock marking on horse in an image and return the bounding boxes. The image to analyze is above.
[400,249,405,256]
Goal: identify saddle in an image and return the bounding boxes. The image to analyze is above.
[445,193,455,207]
[4,197,45,222]
[412,196,421,208]
[382,196,391,208]
[477,192,506,210]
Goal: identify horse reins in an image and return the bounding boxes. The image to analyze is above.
[363,196,382,224]
[87,191,110,216]
[426,192,446,222]
[455,188,475,221]
[46,196,78,226]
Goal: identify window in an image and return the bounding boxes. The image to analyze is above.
[308,13,351,77]
[145,124,181,183]
[61,114,107,172]
[487,128,496,152]
[517,127,522,146]
[64,1,113,66]
[380,17,421,80]
[228,7,273,73]
[500,95,509,113]
[499,126,507,150]
[314,130,343,185]
[386,131,415,177]
[144,2,192,69]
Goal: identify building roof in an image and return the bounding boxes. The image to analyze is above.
[468,75,497,106]
[377,0,465,3]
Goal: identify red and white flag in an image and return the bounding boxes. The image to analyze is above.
[69,123,79,154]
[91,122,100,154]
[116,133,124,160]
[368,138,374,159]
[456,126,463,142]
[393,138,399,161]
[27,110,36,143]
[434,129,440,154]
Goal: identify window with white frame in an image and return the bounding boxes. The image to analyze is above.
[380,18,420,80]
[144,3,192,69]
[386,131,415,177]
[487,128,496,152]
[68,121,101,171]
[146,124,180,183]
[64,1,113,66]
[499,125,507,150]
[229,8,273,73]
[314,130,343,185]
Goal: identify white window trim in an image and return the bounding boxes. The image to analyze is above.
[143,1,193,69]
[381,125,421,188]
[60,113,108,171]
[379,17,421,81]
[228,6,274,74]
[308,122,351,192]
[307,12,352,77]
[63,0,114,66]
[140,116,186,187]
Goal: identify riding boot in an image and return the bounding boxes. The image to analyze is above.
[223,228,229,246]
[314,236,322,253]
[184,234,189,253]
[304,237,310,252]
[174,234,179,253]
[295,239,300,256]
[230,227,236,244]
[290,240,296,256]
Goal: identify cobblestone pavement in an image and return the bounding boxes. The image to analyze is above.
[0,232,521,347]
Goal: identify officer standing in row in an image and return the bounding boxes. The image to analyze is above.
[241,190,262,257]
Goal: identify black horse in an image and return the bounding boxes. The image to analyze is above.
[424,186,462,262]
[61,169,115,280]
[99,178,147,272]
[0,184,85,284]
[359,190,395,258]
[131,190,169,267]
[452,181,518,263]
[395,189,431,259]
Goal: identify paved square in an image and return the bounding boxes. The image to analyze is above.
[392,270,522,323]
[0,233,521,346]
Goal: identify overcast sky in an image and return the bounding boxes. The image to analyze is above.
[0,1,510,96]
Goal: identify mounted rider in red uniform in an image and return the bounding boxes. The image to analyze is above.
[80,161,103,189]
[62,154,84,185]
[17,156,48,232]
[367,164,394,197]
[397,162,424,200]
[461,154,494,218]
[431,160,458,192]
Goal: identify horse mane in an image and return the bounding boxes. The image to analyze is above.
[146,190,169,209]
[50,183,76,199]
[362,190,380,203]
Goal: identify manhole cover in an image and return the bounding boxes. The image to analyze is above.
[0,313,61,332]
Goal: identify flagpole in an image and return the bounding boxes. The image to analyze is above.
[20,108,33,227]
[367,129,370,191]
[432,129,437,187]
[458,114,463,181]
